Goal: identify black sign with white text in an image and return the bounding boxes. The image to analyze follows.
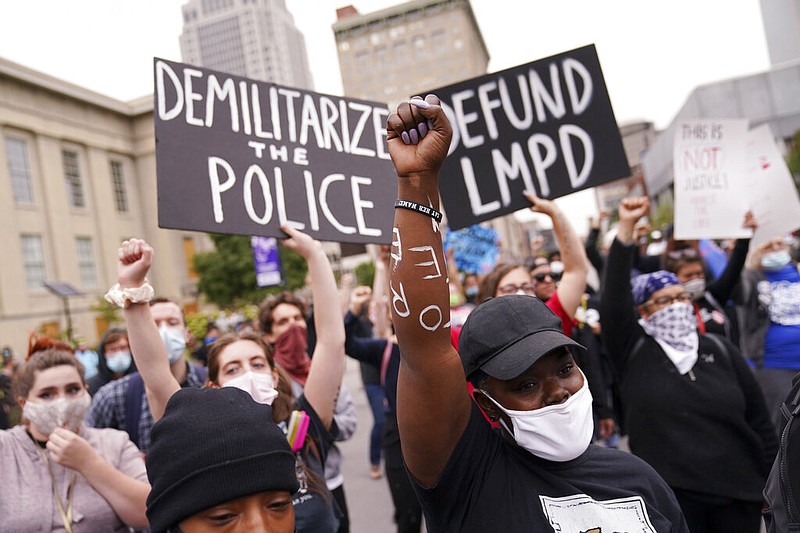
[430,45,630,230]
[154,58,395,244]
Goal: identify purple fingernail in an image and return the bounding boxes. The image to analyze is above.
[427,119,433,130]
[409,129,419,144]
[418,122,428,138]
[401,131,410,145]
[409,98,430,110]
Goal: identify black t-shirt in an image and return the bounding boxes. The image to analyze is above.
[412,404,689,533]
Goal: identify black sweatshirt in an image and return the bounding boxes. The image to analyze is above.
[600,238,778,502]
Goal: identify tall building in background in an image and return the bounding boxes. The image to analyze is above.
[334,0,488,109]
[334,0,531,261]
[760,0,800,66]
[180,0,314,89]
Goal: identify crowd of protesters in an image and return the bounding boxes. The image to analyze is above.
[0,95,798,532]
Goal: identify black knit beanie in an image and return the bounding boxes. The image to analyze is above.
[145,387,299,532]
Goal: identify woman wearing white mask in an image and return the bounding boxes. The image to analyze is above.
[87,328,136,396]
[114,224,345,533]
[385,96,688,532]
[738,235,800,427]
[602,196,778,533]
[0,334,150,532]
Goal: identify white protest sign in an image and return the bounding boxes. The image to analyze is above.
[744,124,800,247]
[673,120,753,240]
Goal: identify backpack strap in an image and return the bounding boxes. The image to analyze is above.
[124,373,145,447]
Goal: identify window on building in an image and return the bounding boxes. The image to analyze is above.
[62,150,85,208]
[75,237,98,288]
[110,160,128,213]
[183,237,199,280]
[21,234,46,290]
[5,138,34,205]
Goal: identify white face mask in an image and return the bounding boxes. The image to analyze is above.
[683,278,706,301]
[106,351,132,373]
[159,325,187,365]
[222,371,279,405]
[480,371,594,462]
[23,392,91,437]
[762,250,792,271]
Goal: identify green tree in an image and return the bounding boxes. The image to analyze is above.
[354,260,375,287]
[193,234,307,308]
[650,196,674,233]
[787,130,800,194]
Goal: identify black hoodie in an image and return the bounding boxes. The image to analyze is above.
[87,327,136,396]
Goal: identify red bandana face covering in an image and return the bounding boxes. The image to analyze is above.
[273,324,311,385]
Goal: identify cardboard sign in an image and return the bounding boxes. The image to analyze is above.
[154,58,395,244]
[444,225,499,274]
[744,124,800,247]
[429,45,630,230]
[251,236,282,287]
[673,120,753,240]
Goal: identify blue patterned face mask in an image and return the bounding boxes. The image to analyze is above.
[761,250,792,271]
[159,325,187,364]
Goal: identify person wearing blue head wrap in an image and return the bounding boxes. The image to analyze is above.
[601,196,777,533]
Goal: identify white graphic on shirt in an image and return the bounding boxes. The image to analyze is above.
[540,493,657,533]
[758,279,800,325]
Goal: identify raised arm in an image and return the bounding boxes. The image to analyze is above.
[117,239,180,421]
[386,95,471,487]
[600,197,650,372]
[369,245,392,339]
[707,211,756,303]
[282,225,345,430]
[524,191,589,319]
[585,211,608,279]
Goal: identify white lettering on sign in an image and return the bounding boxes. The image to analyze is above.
[444,57,595,153]
[461,124,594,216]
[154,60,390,160]
[205,156,381,237]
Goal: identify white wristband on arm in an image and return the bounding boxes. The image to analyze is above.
[104,281,155,309]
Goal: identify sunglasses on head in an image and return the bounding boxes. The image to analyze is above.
[667,248,698,260]
[533,272,561,283]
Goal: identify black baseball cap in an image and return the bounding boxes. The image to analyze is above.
[458,295,584,381]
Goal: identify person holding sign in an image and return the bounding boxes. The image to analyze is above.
[663,213,757,346]
[738,235,800,428]
[385,95,688,532]
[601,196,778,533]
[110,227,345,533]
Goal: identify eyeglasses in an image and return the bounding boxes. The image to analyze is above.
[532,272,561,283]
[667,249,698,260]
[645,292,692,307]
[497,283,536,296]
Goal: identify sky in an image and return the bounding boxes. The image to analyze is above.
[0,0,772,231]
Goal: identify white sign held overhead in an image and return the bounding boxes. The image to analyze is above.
[744,124,800,247]
[673,120,753,240]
